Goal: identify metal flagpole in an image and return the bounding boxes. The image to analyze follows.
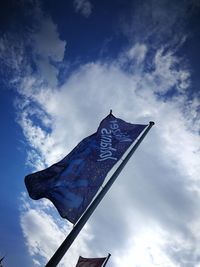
[102,253,111,267]
[45,121,155,267]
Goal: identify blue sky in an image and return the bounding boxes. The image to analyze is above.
[0,0,200,266]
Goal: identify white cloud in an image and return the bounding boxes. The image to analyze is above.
[1,2,199,265]
[0,33,27,74]
[114,224,177,267]
[32,18,66,62]
[31,17,66,86]
[130,47,190,95]
[127,43,148,63]
[15,41,200,267]
[73,0,92,18]
[0,3,66,87]
[20,194,93,267]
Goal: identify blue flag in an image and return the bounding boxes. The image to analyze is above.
[25,113,147,223]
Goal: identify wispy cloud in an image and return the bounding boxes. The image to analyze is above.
[0,1,66,88]
[73,0,92,18]
[120,0,196,48]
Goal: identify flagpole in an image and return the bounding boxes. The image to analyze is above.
[103,253,111,267]
[45,121,154,267]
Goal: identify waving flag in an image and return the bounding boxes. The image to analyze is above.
[75,256,107,267]
[25,113,147,223]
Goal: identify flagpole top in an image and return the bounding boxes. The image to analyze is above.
[149,121,155,126]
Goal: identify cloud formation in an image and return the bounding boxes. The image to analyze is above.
[20,193,93,267]
[1,1,200,266]
[17,44,200,266]
[120,0,198,48]
[73,0,92,18]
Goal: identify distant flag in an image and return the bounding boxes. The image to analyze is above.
[25,113,147,224]
[75,255,110,267]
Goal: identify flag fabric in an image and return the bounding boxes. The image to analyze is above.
[25,113,147,223]
[75,256,107,267]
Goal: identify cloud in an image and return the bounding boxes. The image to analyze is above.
[1,1,200,266]
[0,1,66,87]
[20,193,93,267]
[120,0,198,49]
[15,40,200,267]
[31,17,66,86]
[114,225,177,267]
[73,0,93,18]
[126,43,148,64]
[147,48,190,93]
[32,18,65,62]
[118,44,190,95]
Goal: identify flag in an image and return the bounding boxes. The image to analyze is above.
[75,256,107,267]
[25,113,147,223]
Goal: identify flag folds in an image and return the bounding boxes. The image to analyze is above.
[25,113,147,223]
[75,256,107,267]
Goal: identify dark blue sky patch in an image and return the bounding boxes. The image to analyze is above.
[0,0,39,34]
[42,0,130,62]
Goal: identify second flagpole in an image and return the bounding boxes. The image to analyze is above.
[45,121,154,267]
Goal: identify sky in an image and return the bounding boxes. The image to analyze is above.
[0,0,200,266]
